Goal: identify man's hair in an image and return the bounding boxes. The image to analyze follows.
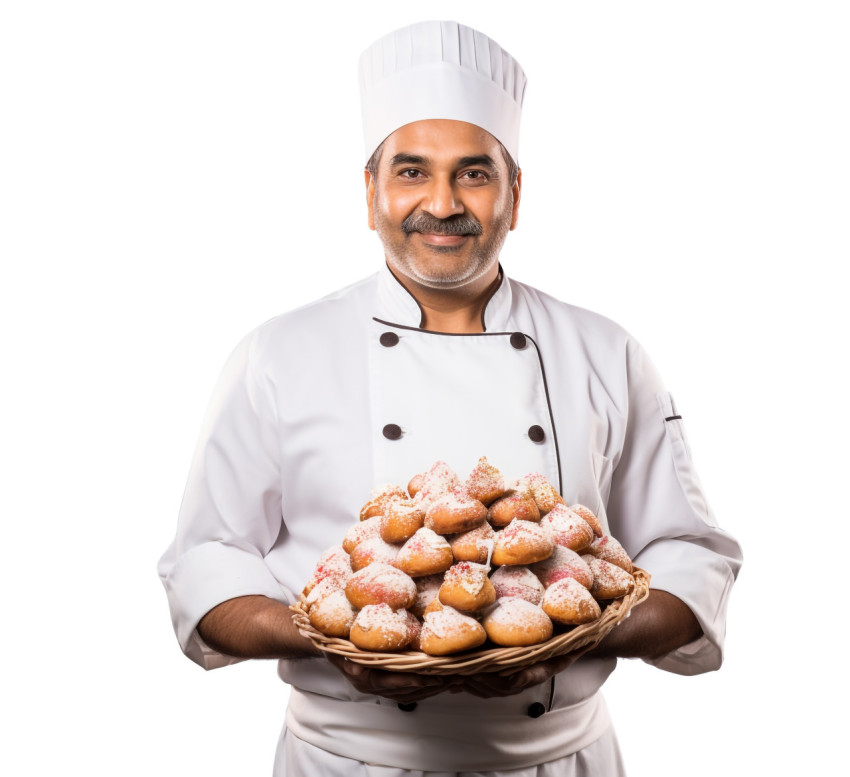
[365,140,520,186]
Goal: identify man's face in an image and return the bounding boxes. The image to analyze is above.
[366,119,521,291]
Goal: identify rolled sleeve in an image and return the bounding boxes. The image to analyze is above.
[607,340,743,675]
[158,327,289,669]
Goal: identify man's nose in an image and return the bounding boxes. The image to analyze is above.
[422,176,464,219]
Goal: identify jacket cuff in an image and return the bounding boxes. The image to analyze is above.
[162,540,295,670]
[632,539,736,676]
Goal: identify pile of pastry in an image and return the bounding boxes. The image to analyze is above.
[300,457,636,656]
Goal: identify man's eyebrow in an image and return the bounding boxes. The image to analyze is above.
[457,155,499,172]
[389,153,428,166]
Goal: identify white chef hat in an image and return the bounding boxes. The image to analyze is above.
[359,20,527,164]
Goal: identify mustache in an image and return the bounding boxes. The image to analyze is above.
[401,212,483,236]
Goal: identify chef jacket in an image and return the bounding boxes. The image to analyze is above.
[158,265,742,772]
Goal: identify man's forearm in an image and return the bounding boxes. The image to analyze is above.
[590,589,703,660]
[197,595,322,660]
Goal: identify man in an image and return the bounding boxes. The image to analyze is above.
[159,20,742,776]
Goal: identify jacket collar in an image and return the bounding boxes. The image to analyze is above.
[375,263,513,332]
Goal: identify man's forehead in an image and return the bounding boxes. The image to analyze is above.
[381,120,503,164]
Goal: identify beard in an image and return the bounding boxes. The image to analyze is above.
[373,194,513,290]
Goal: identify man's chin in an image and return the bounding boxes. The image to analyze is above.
[389,258,495,291]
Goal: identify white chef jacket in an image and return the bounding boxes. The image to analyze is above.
[158,265,742,772]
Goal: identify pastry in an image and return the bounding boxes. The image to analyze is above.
[489,565,545,605]
[587,557,635,599]
[530,546,593,589]
[308,588,357,638]
[380,499,426,544]
[425,489,488,535]
[345,562,417,610]
[342,516,382,554]
[420,606,487,655]
[394,528,454,577]
[491,519,555,566]
[359,484,408,520]
[349,604,418,651]
[487,492,540,527]
[449,522,496,564]
[438,561,496,612]
[541,504,594,552]
[349,536,401,571]
[542,577,602,625]
[463,456,508,506]
[482,598,553,646]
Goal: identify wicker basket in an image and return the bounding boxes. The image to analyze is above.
[291,567,650,676]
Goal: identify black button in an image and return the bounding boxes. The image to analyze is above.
[398,702,417,712]
[527,702,545,718]
[510,332,527,350]
[382,423,402,440]
[528,425,545,443]
[380,332,399,347]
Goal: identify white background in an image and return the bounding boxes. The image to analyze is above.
[2,1,847,775]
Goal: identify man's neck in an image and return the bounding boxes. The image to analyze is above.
[388,264,501,333]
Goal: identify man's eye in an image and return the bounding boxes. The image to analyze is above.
[463,170,486,181]
[401,169,421,179]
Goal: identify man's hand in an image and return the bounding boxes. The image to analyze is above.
[456,651,584,699]
[325,653,463,703]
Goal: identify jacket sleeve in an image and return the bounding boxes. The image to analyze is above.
[157,329,294,670]
[605,338,743,675]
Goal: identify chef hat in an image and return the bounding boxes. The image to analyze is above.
[359,20,527,164]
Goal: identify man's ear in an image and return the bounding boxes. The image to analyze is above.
[510,169,522,230]
[365,169,376,231]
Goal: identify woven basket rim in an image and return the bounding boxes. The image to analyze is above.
[291,567,650,675]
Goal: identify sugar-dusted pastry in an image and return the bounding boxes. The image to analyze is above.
[514,473,565,515]
[349,536,401,571]
[438,561,496,612]
[345,562,417,610]
[410,574,444,617]
[487,493,540,528]
[359,484,408,520]
[586,535,633,573]
[342,515,382,554]
[380,499,426,544]
[542,577,602,625]
[569,504,605,538]
[416,461,461,509]
[420,606,487,656]
[541,504,595,553]
[425,489,488,535]
[489,565,545,605]
[394,528,454,577]
[463,456,508,506]
[302,545,352,596]
[449,522,496,564]
[482,598,553,646]
[308,588,357,638]
[349,604,418,651]
[491,519,555,566]
[407,472,424,498]
[586,557,635,599]
[530,546,593,589]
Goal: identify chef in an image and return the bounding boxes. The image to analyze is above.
[158,20,743,776]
